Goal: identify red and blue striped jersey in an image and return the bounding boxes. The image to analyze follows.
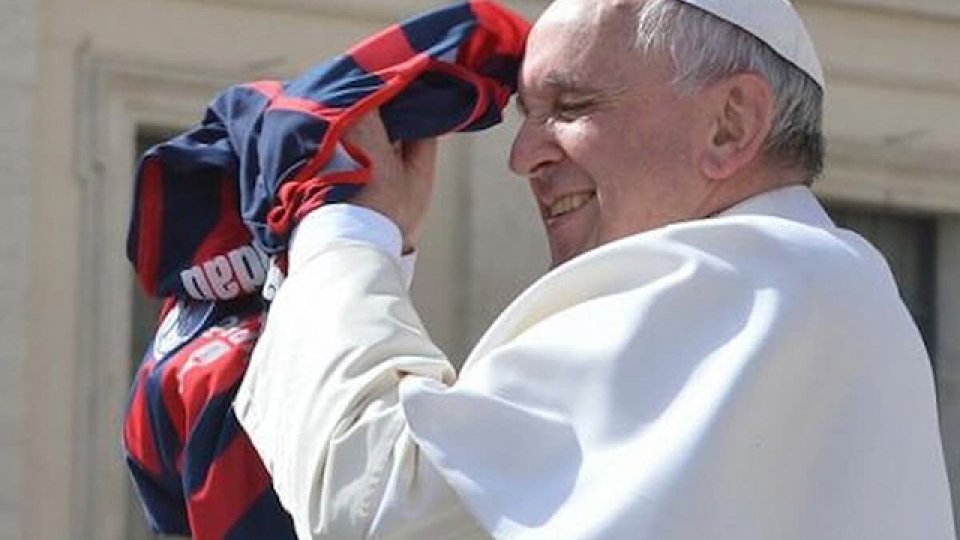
[123,2,529,539]
[125,297,296,539]
[126,0,529,302]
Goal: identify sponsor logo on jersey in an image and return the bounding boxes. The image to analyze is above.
[180,245,269,301]
[177,315,262,392]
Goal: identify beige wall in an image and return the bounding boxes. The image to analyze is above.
[0,2,36,539]
[3,0,958,538]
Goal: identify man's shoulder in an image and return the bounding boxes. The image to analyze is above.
[640,215,908,327]
[658,213,885,280]
[567,213,899,310]
[492,212,906,346]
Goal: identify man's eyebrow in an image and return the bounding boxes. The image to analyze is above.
[515,71,603,116]
[543,71,599,94]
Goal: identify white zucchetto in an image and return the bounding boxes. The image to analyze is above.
[679,0,825,89]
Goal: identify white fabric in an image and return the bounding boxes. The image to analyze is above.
[290,204,403,267]
[679,0,825,88]
[236,186,954,539]
[285,203,417,291]
[261,204,416,301]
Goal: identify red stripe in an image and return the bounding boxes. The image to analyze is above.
[137,158,165,296]
[268,183,332,238]
[293,173,372,228]
[267,95,330,119]
[187,432,272,540]
[159,358,188,449]
[178,315,263,423]
[461,0,531,69]
[350,24,419,74]
[124,364,164,476]
[244,80,284,100]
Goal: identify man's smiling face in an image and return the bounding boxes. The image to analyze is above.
[510,0,710,267]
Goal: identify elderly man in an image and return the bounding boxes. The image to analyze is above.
[234,0,955,538]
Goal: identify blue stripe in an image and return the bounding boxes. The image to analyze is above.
[382,70,478,140]
[225,488,297,540]
[153,130,234,297]
[401,1,476,55]
[145,357,188,486]
[289,54,385,109]
[183,390,244,496]
[126,453,191,536]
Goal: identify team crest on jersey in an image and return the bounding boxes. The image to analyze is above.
[153,300,217,358]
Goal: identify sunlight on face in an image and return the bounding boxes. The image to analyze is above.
[511,0,708,266]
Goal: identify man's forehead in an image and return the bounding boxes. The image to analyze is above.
[536,0,639,30]
[518,47,607,100]
[537,0,592,25]
[521,2,637,91]
[516,49,637,114]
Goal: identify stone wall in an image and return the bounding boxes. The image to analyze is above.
[0,0,36,538]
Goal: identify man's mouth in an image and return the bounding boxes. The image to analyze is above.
[547,192,596,219]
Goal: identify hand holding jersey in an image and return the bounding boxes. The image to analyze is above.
[344,114,439,254]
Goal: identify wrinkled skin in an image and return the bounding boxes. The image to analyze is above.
[509,0,713,265]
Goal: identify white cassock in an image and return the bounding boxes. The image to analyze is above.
[235,185,955,540]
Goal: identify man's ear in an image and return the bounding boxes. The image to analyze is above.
[699,73,774,181]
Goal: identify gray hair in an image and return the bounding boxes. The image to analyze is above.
[633,0,824,182]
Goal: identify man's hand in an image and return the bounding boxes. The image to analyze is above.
[344,111,439,253]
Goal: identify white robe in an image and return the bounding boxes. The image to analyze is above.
[235,186,955,539]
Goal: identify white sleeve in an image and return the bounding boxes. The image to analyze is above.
[234,217,487,540]
[289,203,418,290]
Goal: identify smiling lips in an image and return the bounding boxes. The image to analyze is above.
[547,191,596,219]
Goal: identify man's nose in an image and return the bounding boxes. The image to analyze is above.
[509,118,560,178]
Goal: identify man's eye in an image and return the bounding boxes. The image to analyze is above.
[554,101,592,121]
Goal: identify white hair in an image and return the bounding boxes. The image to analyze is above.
[633,0,824,182]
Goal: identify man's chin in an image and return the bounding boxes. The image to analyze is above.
[544,211,600,268]
[548,242,587,269]
[548,230,612,268]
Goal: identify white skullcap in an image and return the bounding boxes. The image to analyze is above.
[678,0,825,89]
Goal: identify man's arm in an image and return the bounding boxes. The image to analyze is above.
[234,202,488,539]
[235,112,492,538]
